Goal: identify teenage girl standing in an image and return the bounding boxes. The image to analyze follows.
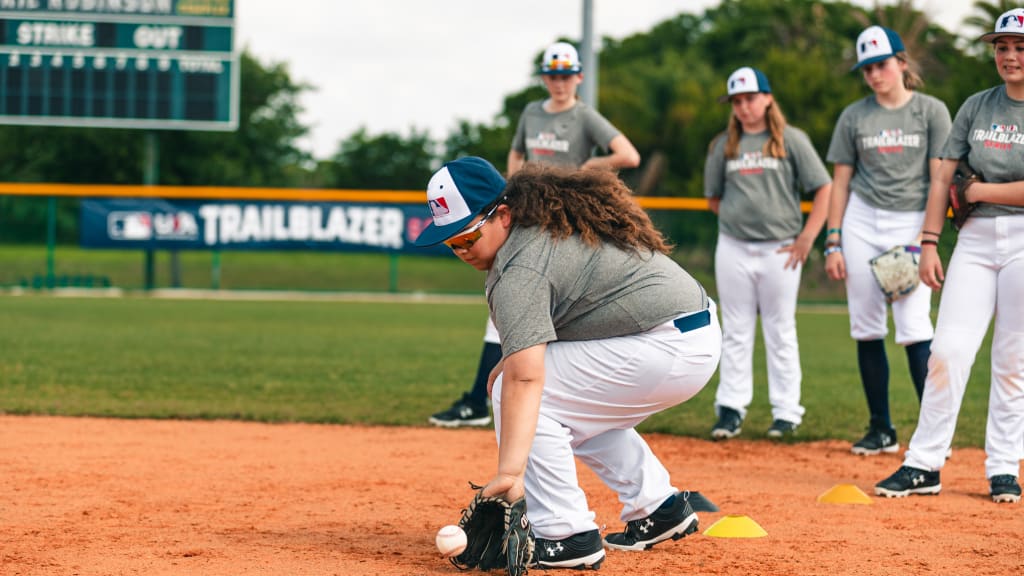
[824,26,952,456]
[876,9,1024,503]
[705,67,832,440]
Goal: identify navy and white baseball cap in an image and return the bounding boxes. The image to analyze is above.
[413,157,506,247]
[980,8,1024,42]
[719,66,772,102]
[540,42,582,75]
[852,26,905,70]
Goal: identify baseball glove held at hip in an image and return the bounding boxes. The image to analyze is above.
[949,158,980,230]
[451,485,534,576]
[869,245,921,303]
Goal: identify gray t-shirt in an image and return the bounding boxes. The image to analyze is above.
[942,85,1024,218]
[510,101,621,167]
[827,92,951,211]
[485,225,708,357]
[704,125,832,241]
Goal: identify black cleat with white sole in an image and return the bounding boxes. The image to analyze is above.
[531,528,605,570]
[603,492,698,552]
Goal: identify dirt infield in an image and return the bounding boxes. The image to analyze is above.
[2,416,1021,575]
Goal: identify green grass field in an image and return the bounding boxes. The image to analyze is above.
[0,294,993,447]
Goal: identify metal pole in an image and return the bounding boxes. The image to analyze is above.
[143,132,157,290]
[45,196,56,288]
[580,0,597,108]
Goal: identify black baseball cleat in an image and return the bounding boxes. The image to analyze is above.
[875,465,941,498]
[990,475,1021,504]
[428,393,491,428]
[531,529,605,569]
[766,419,799,439]
[603,492,698,552]
[851,427,899,456]
[710,407,743,440]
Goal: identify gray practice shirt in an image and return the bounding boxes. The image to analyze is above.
[704,126,832,241]
[485,225,708,357]
[827,92,951,211]
[510,101,621,167]
[942,85,1024,218]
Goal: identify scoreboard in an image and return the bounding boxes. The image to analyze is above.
[0,0,237,131]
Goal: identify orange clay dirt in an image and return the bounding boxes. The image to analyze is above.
[1,415,1022,576]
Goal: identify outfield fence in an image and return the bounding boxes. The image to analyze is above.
[0,181,842,299]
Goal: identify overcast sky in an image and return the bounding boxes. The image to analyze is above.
[235,0,978,160]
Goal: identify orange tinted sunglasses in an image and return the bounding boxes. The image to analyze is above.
[444,203,499,251]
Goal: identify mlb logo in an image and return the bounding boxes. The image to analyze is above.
[153,212,199,239]
[108,212,152,240]
[428,197,450,219]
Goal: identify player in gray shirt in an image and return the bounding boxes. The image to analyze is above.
[430,41,640,429]
[704,67,832,441]
[877,9,1024,503]
[508,41,640,174]
[414,157,720,569]
[824,26,952,457]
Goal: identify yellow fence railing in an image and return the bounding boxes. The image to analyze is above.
[0,182,819,212]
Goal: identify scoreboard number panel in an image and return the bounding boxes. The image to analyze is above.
[0,1,236,131]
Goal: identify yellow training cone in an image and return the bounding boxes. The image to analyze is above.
[817,483,873,505]
[702,514,768,538]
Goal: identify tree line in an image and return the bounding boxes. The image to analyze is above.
[0,0,1012,243]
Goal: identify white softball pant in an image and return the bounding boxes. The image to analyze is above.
[714,232,805,423]
[904,214,1024,479]
[492,303,721,540]
[842,193,934,343]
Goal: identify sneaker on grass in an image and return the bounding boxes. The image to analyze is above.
[989,475,1021,504]
[531,529,605,570]
[875,465,941,498]
[603,493,698,552]
[766,419,798,439]
[710,407,742,440]
[851,427,899,456]
[428,393,490,428]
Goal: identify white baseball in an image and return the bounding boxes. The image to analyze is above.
[435,524,467,557]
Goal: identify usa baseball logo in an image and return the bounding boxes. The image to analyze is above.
[990,124,1019,133]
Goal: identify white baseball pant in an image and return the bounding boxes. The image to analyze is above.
[714,232,805,423]
[492,303,721,540]
[903,214,1024,478]
[842,193,934,343]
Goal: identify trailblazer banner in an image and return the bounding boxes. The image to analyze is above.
[80,199,450,256]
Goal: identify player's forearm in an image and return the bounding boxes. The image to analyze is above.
[801,183,832,240]
[969,180,1024,206]
[495,346,546,479]
[826,165,854,232]
[507,150,526,176]
[603,135,641,169]
[923,159,956,233]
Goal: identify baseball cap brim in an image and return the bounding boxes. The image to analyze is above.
[413,214,476,247]
[851,53,894,71]
[979,31,1024,42]
[540,67,582,75]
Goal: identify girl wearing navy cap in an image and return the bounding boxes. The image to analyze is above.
[877,8,1024,504]
[824,25,952,457]
[416,157,720,569]
[704,67,832,441]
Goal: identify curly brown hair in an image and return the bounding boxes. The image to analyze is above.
[498,164,673,255]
